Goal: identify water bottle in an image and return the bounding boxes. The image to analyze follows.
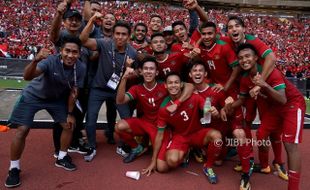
[201,97,211,124]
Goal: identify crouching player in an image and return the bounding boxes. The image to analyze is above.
[143,72,223,184]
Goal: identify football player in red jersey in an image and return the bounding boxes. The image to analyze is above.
[143,72,223,184]
[150,33,191,80]
[193,23,255,189]
[115,57,194,163]
[224,43,305,190]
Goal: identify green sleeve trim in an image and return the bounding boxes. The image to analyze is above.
[241,71,249,77]
[158,127,166,132]
[273,83,286,91]
[160,96,172,107]
[209,83,215,87]
[125,92,134,101]
[261,49,272,59]
[229,60,239,68]
[215,39,226,45]
[245,34,256,40]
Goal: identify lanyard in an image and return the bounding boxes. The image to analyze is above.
[111,43,128,76]
[61,57,77,89]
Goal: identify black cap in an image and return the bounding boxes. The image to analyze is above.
[63,9,82,20]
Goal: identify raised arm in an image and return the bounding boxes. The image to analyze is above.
[49,1,68,44]
[184,0,208,22]
[79,12,103,50]
[82,0,91,21]
[116,67,136,104]
[23,48,50,81]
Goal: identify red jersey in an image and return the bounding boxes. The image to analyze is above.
[130,40,153,54]
[200,39,238,86]
[171,29,201,53]
[126,82,167,123]
[239,66,305,117]
[197,85,228,129]
[157,52,189,80]
[157,93,204,136]
[221,34,273,65]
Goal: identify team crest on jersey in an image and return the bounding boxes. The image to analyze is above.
[189,103,194,109]
[214,54,220,60]
[171,60,176,65]
[156,92,164,98]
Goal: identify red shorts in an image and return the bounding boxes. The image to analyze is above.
[126,118,170,160]
[258,104,305,144]
[166,128,212,153]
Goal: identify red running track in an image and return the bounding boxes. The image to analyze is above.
[1,129,310,190]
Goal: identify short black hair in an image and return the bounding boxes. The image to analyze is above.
[200,22,217,31]
[236,43,258,56]
[189,60,207,71]
[113,20,131,35]
[150,32,165,41]
[227,16,245,27]
[61,36,82,49]
[150,14,163,22]
[165,71,182,82]
[172,21,187,31]
[139,55,158,69]
[134,22,148,34]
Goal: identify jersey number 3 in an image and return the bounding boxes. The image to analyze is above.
[180,110,189,121]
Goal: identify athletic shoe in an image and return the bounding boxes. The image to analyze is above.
[273,162,288,181]
[260,165,271,174]
[84,148,96,162]
[234,163,242,172]
[249,158,255,176]
[240,173,251,190]
[123,145,147,163]
[181,150,190,168]
[53,151,59,159]
[203,167,218,184]
[5,168,21,188]
[192,148,204,163]
[68,145,89,154]
[55,155,76,171]
[116,145,130,157]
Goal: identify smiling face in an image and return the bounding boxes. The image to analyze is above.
[141,61,158,83]
[151,35,167,54]
[134,25,147,41]
[165,74,182,96]
[102,13,116,30]
[189,64,207,85]
[238,48,258,71]
[150,16,162,32]
[227,19,245,44]
[200,27,216,48]
[173,24,188,42]
[60,42,80,67]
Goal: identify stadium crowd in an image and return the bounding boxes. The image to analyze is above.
[0,0,309,79]
[0,1,308,190]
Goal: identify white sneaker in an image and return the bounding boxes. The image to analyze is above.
[84,148,96,162]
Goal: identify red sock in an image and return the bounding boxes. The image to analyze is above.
[237,142,253,173]
[116,131,138,148]
[271,140,283,164]
[258,147,269,168]
[288,170,300,190]
[205,141,222,168]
